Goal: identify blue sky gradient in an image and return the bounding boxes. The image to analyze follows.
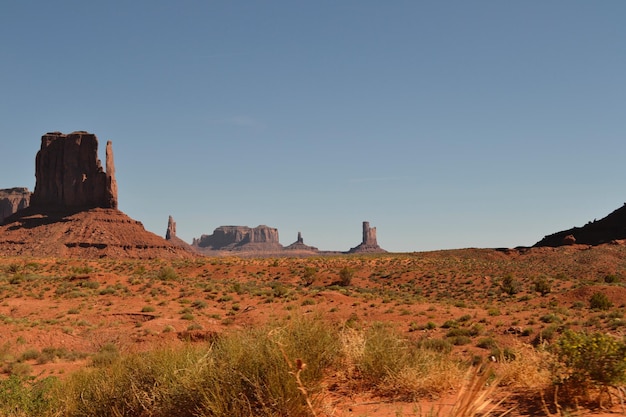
[2,1,625,252]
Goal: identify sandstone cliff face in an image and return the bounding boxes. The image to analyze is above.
[0,188,31,224]
[348,221,387,253]
[193,225,283,252]
[30,131,117,210]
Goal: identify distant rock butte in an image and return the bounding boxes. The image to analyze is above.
[348,221,387,253]
[535,203,626,247]
[164,215,195,252]
[31,131,117,210]
[192,225,283,252]
[285,232,318,252]
[0,188,31,224]
[0,132,192,259]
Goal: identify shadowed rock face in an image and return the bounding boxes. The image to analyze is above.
[348,221,387,253]
[193,225,283,251]
[0,188,31,224]
[30,131,117,210]
[535,203,626,247]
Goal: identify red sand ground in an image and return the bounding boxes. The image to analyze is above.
[2,245,626,415]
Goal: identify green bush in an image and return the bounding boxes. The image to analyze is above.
[338,266,354,287]
[302,267,317,286]
[590,292,612,310]
[533,277,551,295]
[556,330,626,390]
[501,273,520,296]
[0,375,57,416]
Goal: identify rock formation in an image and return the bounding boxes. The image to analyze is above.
[166,215,177,240]
[535,203,626,247]
[192,225,283,252]
[0,187,31,224]
[348,221,387,253]
[164,215,195,251]
[30,131,117,210]
[285,232,318,252]
[0,132,192,259]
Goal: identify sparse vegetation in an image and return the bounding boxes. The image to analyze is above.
[2,247,626,415]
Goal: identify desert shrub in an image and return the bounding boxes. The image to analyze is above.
[90,343,119,367]
[417,338,453,354]
[338,266,354,287]
[533,277,552,295]
[555,330,626,396]
[531,324,561,346]
[441,320,458,329]
[449,335,471,346]
[349,323,463,398]
[604,274,621,284]
[54,317,340,417]
[0,375,57,416]
[590,292,612,310]
[476,337,498,350]
[19,349,40,362]
[501,274,520,296]
[191,300,208,309]
[157,266,178,281]
[301,266,317,286]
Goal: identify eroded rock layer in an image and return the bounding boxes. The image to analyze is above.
[0,208,192,259]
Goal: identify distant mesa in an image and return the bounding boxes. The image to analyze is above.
[192,225,284,253]
[0,187,31,224]
[348,221,386,253]
[534,203,626,247]
[0,131,192,259]
[285,232,318,252]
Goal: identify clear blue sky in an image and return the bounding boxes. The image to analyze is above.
[2,1,625,252]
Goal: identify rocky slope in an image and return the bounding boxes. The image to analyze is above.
[535,203,626,247]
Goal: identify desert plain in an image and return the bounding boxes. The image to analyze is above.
[2,244,626,416]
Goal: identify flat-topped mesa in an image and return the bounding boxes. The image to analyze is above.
[0,187,31,224]
[193,225,283,252]
[30,131,118,211]
[348,221,387,253]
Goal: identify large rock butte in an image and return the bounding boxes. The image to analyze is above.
[192,225,283,252]
[348,221,387,253]
[31,131,117,210]
[0,131,192,259]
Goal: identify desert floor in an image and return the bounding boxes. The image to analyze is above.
[2,245,626,416]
